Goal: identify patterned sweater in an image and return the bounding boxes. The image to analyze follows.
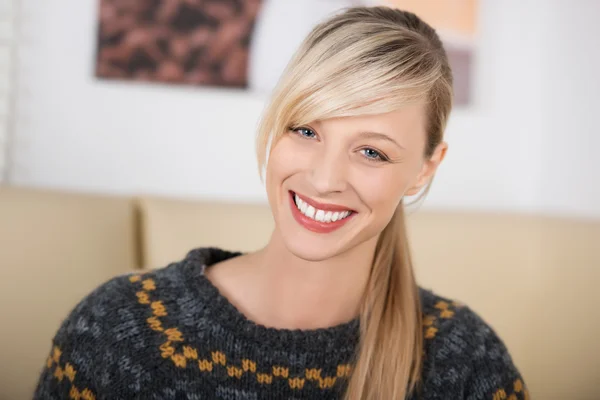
[34,248,528,400]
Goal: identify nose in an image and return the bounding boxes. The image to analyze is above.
[308,148,348,195]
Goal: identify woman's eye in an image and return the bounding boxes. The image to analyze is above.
[293,127,317,139]
[360,148,387,162]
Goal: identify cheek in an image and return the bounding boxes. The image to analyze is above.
[354,168,408,212]
[266,137,304,196]
[266,136,312,183]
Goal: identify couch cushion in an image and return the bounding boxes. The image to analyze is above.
[0,186,138,399]
[137,196,274,268]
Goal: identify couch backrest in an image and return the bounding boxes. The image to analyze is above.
[406,211,600,399]
[0,187,138,400]
[137,196,274,268]
[139,196,600,400]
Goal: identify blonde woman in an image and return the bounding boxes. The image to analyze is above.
[35,7,526,400]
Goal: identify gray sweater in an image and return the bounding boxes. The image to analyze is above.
[34,248,528,399]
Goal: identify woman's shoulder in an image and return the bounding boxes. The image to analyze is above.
[418,288,530,400]
[46,247,239,348]
[35,254,207,398]
[49,251,207,341]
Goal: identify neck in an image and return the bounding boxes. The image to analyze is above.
[250,231,377,330]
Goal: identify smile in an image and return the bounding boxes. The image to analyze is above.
[289,191,355,233]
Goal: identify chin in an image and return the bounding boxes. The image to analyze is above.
[279,228,351,262]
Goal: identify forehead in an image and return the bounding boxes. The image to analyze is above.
[315,103,427,146]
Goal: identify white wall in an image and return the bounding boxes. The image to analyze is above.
[8,0,600,218]
[13,0,267,202]
[0,0,19,182]
[536,0,600,218]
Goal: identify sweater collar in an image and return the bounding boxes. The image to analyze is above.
[180,247,360,353]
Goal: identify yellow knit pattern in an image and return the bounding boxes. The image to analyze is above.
[131,273,523,398]
[45,346,96,400]
[422,300,463,340]
[129,273,353,390]
[492,379,530,400]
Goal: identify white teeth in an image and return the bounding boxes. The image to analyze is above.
[315,209,325,222]
[293,194,352,223]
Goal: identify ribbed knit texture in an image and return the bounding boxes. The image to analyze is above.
[34,248,527,400]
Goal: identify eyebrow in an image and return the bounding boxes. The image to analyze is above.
[359,131,406,150]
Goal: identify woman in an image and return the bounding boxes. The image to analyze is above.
[35,7,527,400]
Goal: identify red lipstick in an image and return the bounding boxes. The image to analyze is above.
[288,191,355,234]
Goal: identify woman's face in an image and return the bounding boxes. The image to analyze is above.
[265,103,446,261]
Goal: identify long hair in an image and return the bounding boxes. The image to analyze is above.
[256,7,453,399]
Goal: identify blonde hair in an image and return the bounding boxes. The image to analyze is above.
[256,7,453,399]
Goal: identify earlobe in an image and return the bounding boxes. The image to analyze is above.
[406,178,429,196]
[405,186,422,197]
[405,178,427,196]
[405,142,447,197]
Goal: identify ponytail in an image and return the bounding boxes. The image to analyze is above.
[344,201,423,399]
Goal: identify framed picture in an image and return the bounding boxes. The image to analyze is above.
[95,0,263,87]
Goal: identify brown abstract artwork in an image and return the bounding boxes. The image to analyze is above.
[95,0,263,88]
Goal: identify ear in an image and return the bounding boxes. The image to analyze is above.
[405,142,448,196]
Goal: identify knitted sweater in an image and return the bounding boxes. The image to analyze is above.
[34,248,528,400]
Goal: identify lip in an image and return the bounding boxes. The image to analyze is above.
[288,191,355,234]
[292,191,355,213]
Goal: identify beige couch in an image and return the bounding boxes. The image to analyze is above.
[1,186,598,399]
